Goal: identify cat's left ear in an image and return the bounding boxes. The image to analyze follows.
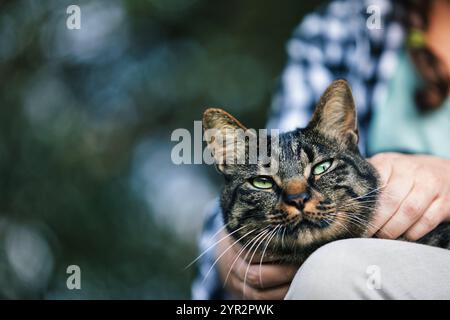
[307,79,358,146]
[203,108,255,173]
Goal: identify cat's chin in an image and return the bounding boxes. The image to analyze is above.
[259,243,324,265]
[259,224,368,265]
[225,219,368,266]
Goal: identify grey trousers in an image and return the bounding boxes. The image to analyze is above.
[285,238,450,300]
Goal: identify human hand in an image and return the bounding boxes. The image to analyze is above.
[367,152,450,240]
[215,230,298,300]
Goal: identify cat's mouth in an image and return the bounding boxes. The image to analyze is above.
[269,204,338,231]
[300,214,334,229]
[232,208,337,238]
[282,210,336,232]
[272,208,370,245]
[273,196,339,229]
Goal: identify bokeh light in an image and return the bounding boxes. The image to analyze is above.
[0,0,323,298]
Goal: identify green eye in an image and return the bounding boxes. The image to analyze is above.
[313,160,332,175]
[251,176,274,189]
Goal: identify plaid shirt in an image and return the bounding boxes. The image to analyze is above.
[192,0,406,300]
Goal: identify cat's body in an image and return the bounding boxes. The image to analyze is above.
[415,223,450,249]
[203,80,450,265]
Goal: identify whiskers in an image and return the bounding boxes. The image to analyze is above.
[211,224,282,299]
[242,225,280,297]
[349,184,386,202]
[222,227,270,287]
[184,212,270,270]
[202,228,257,284]
[332,184,399,238]
[184,223,241,270]
[256,225,281,290]
[313,184,399,238]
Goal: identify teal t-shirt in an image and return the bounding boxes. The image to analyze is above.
[368,50,450,158]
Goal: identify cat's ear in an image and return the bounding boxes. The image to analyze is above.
[203,108,255,173]
[307,79,358,146]
[203,108,248,133]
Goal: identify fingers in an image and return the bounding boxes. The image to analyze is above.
[376,184,435,239]
[366,165,413,237]
[367,153,448,240]
[227,273,290,300]
[232,257,298,289]
[368,153,395,185]
[215,229,298,300]
[404,198,445,240]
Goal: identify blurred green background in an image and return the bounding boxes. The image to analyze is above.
[0,0,323,299]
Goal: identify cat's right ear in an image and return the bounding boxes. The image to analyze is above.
[203,108,254,173]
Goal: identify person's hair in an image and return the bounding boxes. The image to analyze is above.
[398,0,450,112]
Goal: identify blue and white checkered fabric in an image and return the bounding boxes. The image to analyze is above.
[192,0,404,300]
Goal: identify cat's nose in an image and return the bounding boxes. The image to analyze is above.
[285,192,311,209]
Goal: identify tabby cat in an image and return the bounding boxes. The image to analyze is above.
[203,80,450,264]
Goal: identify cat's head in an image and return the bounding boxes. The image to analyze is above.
[203,80,379,263]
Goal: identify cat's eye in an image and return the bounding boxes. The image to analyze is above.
[312,160,332,175]
[251,176,274,189]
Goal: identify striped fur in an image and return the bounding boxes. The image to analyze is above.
[204,80,450,264]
